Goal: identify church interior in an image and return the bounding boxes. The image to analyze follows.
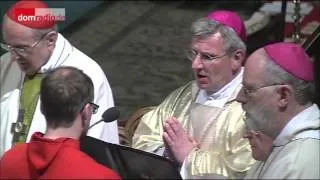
[1,0,319,145]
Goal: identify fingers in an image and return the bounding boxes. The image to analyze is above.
[166,117,184,133]
[163,116,198,146]
[188,134,198,144]
[191,138,199,147]
[164,117,183,137]
[164,121,177,140]
[163,132,173,146]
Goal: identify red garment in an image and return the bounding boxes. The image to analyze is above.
[0,132,121,179]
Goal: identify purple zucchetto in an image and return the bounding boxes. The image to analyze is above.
[207,10,247,42]
[264,42,314,81]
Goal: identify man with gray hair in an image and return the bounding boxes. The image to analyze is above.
[237,42,319,179]
[132,10,255,179]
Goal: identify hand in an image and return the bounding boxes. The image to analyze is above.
[163,117,199,164]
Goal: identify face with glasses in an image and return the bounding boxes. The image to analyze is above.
[80,102,99,135]
[189,32,244,93]
[88,102,99,114]
[236,49,282,138]
[2,17,56,75]
[81,102,99,119]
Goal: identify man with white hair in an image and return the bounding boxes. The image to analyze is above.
[237,42,319,179]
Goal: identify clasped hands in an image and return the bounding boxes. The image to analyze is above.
[162,117,199,164]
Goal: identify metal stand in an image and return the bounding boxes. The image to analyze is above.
[292,0,302,43]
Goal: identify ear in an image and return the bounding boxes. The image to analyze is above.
[231,49,245,71]
[276,85,292,108]
[80,104,91,127]
[46,31,58,50]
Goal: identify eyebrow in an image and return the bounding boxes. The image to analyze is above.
[2,41,30,48]
[202,52,219,57]
[192,48,219,57]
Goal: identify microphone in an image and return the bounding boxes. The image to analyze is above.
[88,107,120,129]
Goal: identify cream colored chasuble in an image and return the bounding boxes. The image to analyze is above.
[189,103,225,149]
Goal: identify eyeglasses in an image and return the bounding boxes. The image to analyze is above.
[186,49,230,63]
[0,31,51,57]
[242,84,283,98]
[88,102,99,114]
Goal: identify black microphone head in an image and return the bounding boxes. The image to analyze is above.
[102,107,120,123]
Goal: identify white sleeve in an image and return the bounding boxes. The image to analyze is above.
[87,70,119,144]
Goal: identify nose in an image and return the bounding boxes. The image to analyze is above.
[243,128,253,139]
[9,50,21,61]
[243,131,250,139]
[191,54,203,70]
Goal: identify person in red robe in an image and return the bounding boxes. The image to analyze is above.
[0,66,121,179]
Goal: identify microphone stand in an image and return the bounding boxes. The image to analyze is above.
[88,119,104,129]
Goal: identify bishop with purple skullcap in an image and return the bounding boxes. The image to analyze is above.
[264,42,314,81]
[207,10,247,42]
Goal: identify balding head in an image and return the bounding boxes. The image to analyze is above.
[2,15,35,44]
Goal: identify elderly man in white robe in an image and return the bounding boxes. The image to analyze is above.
[0,0,119,157]
[237,42,319,179]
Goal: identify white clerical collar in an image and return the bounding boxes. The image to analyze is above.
[274,104,320,146]
[195,67,243,108]
[39,33,73,73]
